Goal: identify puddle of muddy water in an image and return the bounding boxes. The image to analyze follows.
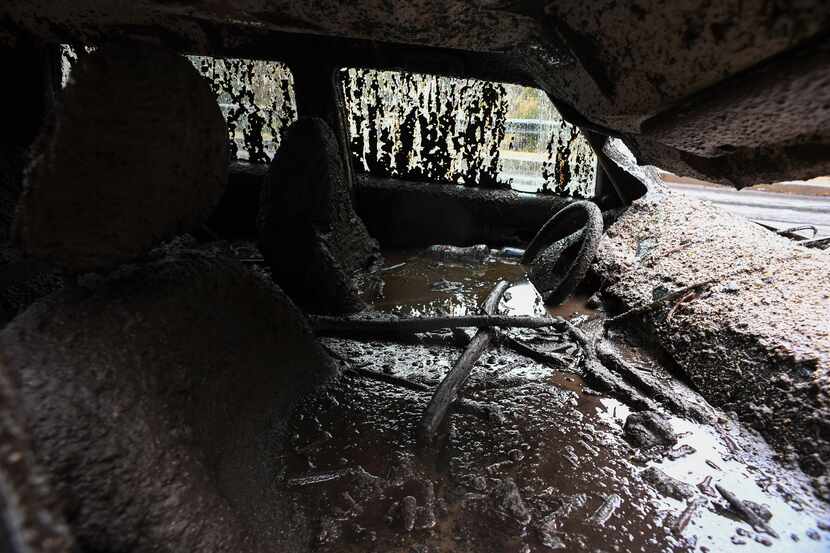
[282,250,830,553]
[377,251,598,320]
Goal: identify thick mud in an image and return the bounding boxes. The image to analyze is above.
[284,251,830,553]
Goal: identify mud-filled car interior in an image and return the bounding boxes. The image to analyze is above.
[1,2,830,553]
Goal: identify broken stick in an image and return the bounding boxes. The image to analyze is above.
[563,321,657,411]
[604,279,716,327]
[418,280,510,443]
[501,334,571,369]
[802,235,830,250]
[310,313,565,336]
[715,484,778,538]
[673,497,706,535]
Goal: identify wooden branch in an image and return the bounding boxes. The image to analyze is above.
[673,498,706,535]
[501,334,570,369]
[563,321,657,411]
[345,366,504,423]
[311,313,566,336]
[417,280,510,443]
[715,484,779,538]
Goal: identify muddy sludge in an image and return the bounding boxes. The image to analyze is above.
[282,251,829,553]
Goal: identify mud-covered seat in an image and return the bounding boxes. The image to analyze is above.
[258,117,382,314]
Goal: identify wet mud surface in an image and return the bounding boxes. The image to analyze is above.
[283,251,830,552]
[591,187,830,498]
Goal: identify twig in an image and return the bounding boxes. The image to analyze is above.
[595,341,705,419]
[311,314,566,336]
[286,469,349,488]
[564,321,657,411]
[501,334,571,369]
[347,366,437,392]
[777,225,817,238]
[754,221,818,240]
[605,279,717,327]
[418,280,510,443]
[673,497,706,535]
[588,494,622,525]
[715,484,779,538]
[802,235,830,250]
[665,291,697,323]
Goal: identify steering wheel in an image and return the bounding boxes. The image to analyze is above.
[521,200,603,305]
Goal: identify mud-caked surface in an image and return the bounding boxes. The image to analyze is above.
[259,117,383,314]
[0,250,336,553]
[13,42,227,272]
[281,251,830,553]
[591,187,830,499]
[0,246,66,328]
[0,359,74,553]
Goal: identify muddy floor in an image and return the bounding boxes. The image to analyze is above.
[281,251,830,553]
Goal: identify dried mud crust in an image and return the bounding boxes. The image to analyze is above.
[591,187,830,499]
[286,338,681,553]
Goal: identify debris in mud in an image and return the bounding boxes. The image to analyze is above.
[418,280,509,443]
[286,250,830,553]
[344,364,505,423]
[587,493,622,525]
[672,497,707,535]
[461,477,532,534]
[717,484,779,538]
[624,410,678,449]
[641,466,695,501]
[310,312,564,338]
[426,243,491,263]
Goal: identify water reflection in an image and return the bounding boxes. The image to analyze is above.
[376,251,598,320]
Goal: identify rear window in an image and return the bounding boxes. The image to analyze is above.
[189,56,297,163]
[340,69,597,197]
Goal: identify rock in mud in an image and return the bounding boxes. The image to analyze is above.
[492,478,532,526]
[14,43,227,271]
[640,467,694,501]
[258,117,383,314]
[623,411,678,449]
[0,250,337,553]
[461,477,532,539]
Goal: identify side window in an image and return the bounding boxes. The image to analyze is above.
[340,68,597,197]
[188,56,297,163]
[502,86,596,197]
